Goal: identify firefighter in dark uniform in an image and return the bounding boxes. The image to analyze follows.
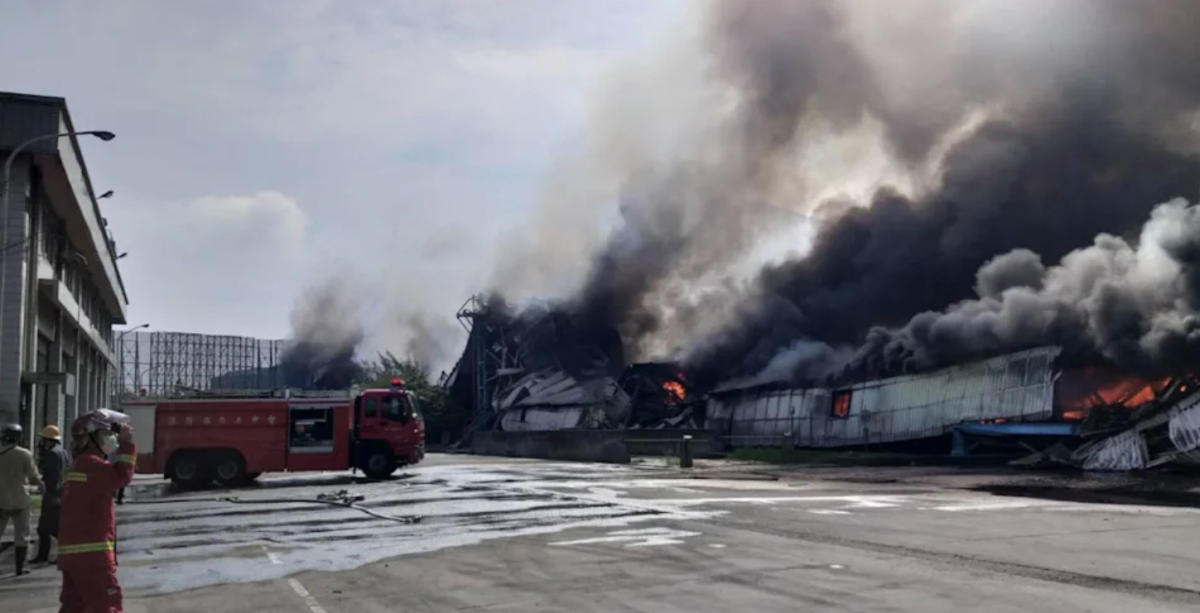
[30,424,70,564]
[57,411,136,612]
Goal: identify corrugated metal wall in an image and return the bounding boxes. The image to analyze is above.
[499,406,586,432]
[714,346,1061,448]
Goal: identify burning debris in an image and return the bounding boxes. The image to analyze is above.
[621,364,698,429]
[443,297,702,433]
[1070,376,1200,471]
[1055,368,1172,422]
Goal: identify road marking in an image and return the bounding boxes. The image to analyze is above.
[551,527,700,548]
[261,545,282,565]
[287,578,329,613]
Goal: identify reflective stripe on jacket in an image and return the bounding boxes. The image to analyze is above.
[58,540,115,555]
[57,441,136,564]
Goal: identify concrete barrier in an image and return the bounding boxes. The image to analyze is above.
[623,429,725,458]
[470,429,632,464]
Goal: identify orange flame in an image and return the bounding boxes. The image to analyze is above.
[1058,368,1171,420]
[663,380,687,404]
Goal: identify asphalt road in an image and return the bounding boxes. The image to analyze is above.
[3,454,1200,612]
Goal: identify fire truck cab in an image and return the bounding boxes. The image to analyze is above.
[122,380,425,487]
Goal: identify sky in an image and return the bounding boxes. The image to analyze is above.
[0,0,686,367]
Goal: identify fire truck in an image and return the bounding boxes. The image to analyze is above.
[120,380,425,487]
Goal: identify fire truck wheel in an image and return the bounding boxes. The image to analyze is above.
[169,452,213,489]
[213,453,247,486]
[363,447,397,479]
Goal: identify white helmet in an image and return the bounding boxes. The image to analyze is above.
[71,409,129,436]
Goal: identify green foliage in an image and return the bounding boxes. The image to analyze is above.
[355,351,468,445]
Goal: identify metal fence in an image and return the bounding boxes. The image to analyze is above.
[116,331,284,397]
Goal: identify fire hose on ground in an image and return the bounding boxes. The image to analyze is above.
[126,490,423,525]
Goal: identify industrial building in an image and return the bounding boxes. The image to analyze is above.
[442,295,1200,471]
[0,92,127,446]
[709,346,1061,447]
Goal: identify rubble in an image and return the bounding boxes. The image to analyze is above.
[495,368,629,431]
[1071,379,1200,471]
[444,296,701,434]
[619,363,697,429]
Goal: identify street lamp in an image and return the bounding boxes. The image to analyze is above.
[117,323,150,343]
[0,129,116,359]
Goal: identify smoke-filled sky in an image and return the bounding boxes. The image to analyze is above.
[8,1,1200,382]
[495,0,1200,385]
[0,0,685,369]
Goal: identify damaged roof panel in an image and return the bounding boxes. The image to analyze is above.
[493,367,631,431]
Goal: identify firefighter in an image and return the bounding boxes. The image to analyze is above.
[57,411,135,612]
[0,422,44,576]
[30,425,70,564]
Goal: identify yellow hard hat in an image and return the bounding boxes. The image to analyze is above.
[42,425,62,440]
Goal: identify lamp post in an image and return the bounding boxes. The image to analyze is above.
[0,130,116,389]
[114,323,149,403]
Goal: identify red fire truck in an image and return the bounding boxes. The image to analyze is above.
[121,380,425,487]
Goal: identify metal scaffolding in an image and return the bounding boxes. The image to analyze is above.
[116,331,284,397]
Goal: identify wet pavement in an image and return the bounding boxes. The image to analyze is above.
[4,454,1200,611]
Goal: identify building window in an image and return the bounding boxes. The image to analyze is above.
[831,390,852,418]
[36,336,50,372]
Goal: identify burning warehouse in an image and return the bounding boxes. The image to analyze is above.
[439,1,1200,472]
[446,316,1200,471]
[710,345,1200,470]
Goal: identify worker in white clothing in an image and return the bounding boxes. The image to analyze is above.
[0,423,44,576]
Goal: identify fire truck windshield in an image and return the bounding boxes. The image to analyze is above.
[383,394,409,423]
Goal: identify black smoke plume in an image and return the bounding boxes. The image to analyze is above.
[506,0,1200,387]
[848,199,1200,378]
[281,279,364,389]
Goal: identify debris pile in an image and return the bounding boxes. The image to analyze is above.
[443,296,630,434]
[1070,377,1200,470]
[443,296,710,434]
[620,363,699,429]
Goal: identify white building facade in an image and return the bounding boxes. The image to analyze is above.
[0,92,128,447]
